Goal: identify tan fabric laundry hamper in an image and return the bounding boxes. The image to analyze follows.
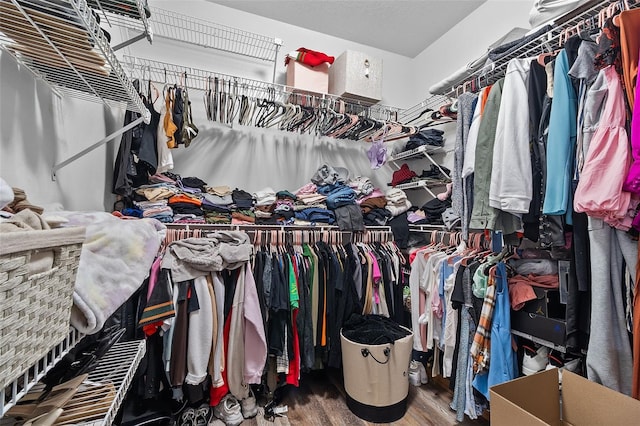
[340,326,413,423]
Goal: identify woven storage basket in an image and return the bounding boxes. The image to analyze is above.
[0,227,85,390]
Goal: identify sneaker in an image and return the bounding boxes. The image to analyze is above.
[213,394,243,426]
[240,389,258,419]
[194,404,213,426]
[546,350,564,370]
[522,345,549,376]
[563,357,582,374]
[546,352,582,374]
[408,360,421,386]
[179,408,197,426]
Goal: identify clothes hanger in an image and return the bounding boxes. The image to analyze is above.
[419,110,455,128]
[403,107,434,126]
[537,49,560,67]
[384,123,418,142]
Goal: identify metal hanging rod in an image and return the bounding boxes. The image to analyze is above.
[164,223,395,244]
[398,94,451,124]
[442,0,638,97]
[122,55,402,121]
[0,0,150,120]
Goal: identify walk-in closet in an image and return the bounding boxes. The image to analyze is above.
[1,0,640,425]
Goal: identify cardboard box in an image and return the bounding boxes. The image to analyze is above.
[490,369,640,425]
[286,61,329,94]
[329,50,382,104]
[511,310,567,347]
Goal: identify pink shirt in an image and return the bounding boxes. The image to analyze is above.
[574,66,633,230]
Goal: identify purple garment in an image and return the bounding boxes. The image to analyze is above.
[622,51,640,195]
[367,139,387,169]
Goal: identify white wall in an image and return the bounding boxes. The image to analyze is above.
[125,0,417,108]
[0,0,535,212]
[0,53,124,212]
[410,0,533,105]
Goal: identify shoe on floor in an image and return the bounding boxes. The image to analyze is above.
[213,394,243,426]
[194,404,212,426]
[179,407,197,426]
[241,389,258,419]
[408,360,421,386]
[522,345,549,376]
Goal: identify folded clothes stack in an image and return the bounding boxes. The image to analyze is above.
[385,188,411,217]
[403,129,445,152]
[113,164,397,230]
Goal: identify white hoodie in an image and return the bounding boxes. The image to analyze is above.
[489,58,533,215]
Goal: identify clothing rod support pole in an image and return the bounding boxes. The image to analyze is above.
[51,116,145,181]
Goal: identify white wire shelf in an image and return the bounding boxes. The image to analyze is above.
[441,0,639,97]
[87,0,148,20]
[393,179,448,191]
[58,339,146,426]
[398,94,450,124]
[1,329,83,418]
[86,0,152,48]
[0,339,145,425]
[511,329,567,354]
[409,224,449,231]
[388,145,445,162]
[121,56,402,121]
[148,6,281,63]
[0,0,150,121]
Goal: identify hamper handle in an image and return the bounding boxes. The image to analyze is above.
[361,347,390,364]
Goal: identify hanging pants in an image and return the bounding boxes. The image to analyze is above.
[586,217,637,396]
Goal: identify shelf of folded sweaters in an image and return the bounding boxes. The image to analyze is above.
[1,328,84,418]
[0,339,146,425]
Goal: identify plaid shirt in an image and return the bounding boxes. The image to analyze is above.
[470,265,497,374]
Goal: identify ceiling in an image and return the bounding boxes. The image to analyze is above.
[207,0,487,58]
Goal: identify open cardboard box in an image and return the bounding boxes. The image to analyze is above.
[490,368,640,425]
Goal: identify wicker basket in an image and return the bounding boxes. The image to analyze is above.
[0,227,85,390]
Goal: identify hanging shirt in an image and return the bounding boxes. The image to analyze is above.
[543,49,577,223]
[489,58,533,215]
[574,66,634,230]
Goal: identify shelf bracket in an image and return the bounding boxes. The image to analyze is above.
[113,30,151,51]
[272,38,283,83]
[51,116,145,181]
[423,152,451,180]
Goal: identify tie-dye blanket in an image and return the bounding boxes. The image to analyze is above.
[51,211,166,334]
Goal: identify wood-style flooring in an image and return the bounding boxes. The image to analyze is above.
[243,370,488,426]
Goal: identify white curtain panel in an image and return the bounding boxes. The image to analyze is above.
[169,118,396,194]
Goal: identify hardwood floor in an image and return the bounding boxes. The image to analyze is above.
[243,370,488,426]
